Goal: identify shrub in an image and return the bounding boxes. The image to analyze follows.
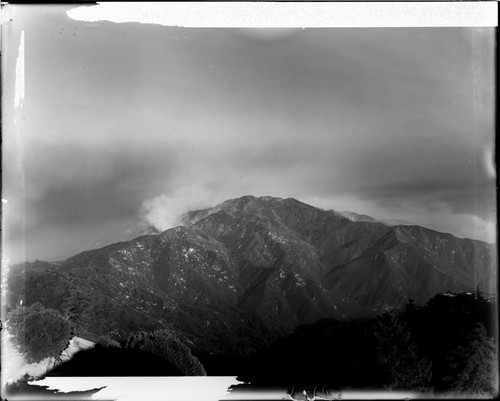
[373,312,433,391]
[126,329,206,375]
[7,302,72,363]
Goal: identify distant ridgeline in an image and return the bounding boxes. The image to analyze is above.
[5,196,497,395]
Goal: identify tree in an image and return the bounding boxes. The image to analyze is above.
[62,284,92,336]
[373,312,433,391]
[22,270,70,311]
[7,302,72,364]
[126,329,206,375]
[85,293,119,338]
[443,323,497,397]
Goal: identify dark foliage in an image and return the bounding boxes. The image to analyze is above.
[372,312,432,390]
[125,329,206,376]
[236,292,497,397]
[7,266,70,314]
[7,303,72,364]
[42,331,207,378]
[62,284,92,337]
[442,323,496,395]
[237,317,380,389]
[178,308,281,358]
[400,291,497,394]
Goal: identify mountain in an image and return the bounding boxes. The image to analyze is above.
[7,196,496,356]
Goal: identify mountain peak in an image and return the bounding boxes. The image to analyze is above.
[221,195,318,210]
[259,196,284,202]
[11,195,495,358]
[180,195,325,229]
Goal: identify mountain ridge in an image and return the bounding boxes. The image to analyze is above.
[7,195,496,356]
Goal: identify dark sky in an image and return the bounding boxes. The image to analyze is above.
[3,5,496,263]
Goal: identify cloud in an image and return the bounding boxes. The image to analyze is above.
[407,208,496,244]
[4,8,496,263]
[447,213,496,243]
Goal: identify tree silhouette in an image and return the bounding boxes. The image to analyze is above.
[7,302,72,363]
[62,284,92,336]
[443,323,497,396]
[373,312,432,391]
[126,329,206,375]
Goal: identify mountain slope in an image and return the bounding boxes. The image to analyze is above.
[7,196,496,356]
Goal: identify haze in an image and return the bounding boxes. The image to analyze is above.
[2,5,496,264]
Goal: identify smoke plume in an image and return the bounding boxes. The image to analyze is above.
[140,186,221,232]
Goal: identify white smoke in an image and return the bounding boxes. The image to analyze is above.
[140,186,221,232]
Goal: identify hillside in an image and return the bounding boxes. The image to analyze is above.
[7,196,496,356]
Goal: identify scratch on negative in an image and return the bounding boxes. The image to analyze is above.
[14,30,25,109]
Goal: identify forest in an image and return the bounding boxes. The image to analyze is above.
[5,290,498,399]
[231,291,498,397]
